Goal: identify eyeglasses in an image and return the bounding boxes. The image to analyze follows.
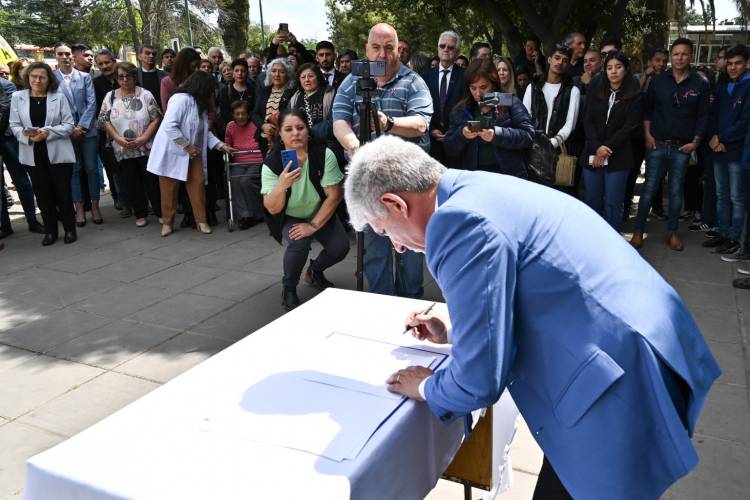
[117,74,134,80]
[438,44,457,50]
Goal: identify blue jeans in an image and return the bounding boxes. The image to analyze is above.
[364,227,424,298]
[1,136,38,225]
[71,135,101,202]
[702,148,717,227]
[281,216,350,287]
[634,143,690,233]
[583,168,629,231]
[714,153,745,241]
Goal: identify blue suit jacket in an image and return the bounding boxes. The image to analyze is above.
[425,169,720,499]
[54,68,97,138]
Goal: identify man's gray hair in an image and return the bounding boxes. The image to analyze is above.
[438,30,460,50]
[207,46,223,56]
[345,136,446,231]
[264,57,295,89]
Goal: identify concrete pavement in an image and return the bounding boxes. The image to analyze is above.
[0,190,748,499]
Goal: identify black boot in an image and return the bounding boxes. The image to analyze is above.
[281,286,301,311]
[303,259,334,290]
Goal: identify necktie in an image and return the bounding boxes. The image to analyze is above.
[327,72,334,86]
[439,69,449,115]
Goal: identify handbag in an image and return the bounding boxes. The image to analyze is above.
[526,133,556,184]
[553,136,577,187]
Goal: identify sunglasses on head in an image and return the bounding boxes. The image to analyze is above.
[439,44,456,50]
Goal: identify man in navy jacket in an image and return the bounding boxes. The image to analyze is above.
[423,31,464,166]
[705,44,750,255]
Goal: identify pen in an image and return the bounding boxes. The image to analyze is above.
[402,302,437,335]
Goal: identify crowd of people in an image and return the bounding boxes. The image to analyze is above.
[1,21,749,307]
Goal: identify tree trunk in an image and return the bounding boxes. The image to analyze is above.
[123,0,141,52]
[217,0,249,58]
[605,0,630,41]
[478,0,523,55]
[140,0,154,46]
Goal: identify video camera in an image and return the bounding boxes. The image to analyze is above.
[351,60,386,78]
[477,92,514,128]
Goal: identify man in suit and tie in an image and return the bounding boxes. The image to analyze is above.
[424,31,464,165]
[345,135,721,500]
[315,41,345,90]
[136,45,168,111]
[54,42,101,226]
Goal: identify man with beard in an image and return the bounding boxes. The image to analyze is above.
[315,41,345,90]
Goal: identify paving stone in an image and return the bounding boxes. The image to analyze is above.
[17,372,160,437]
[0,354,103,419]
[689,306,743,345]
[74,283,173,320]
[135,263,227,293]
[0,267,121,308]
[130,292,235,330]
[190,270,277,302]
[0,345,40,375]
[694,382,750,446]
[0,295,60,333]
[39,249,122,274]
[659,256,735,286]
[0,422,66,499]
[146,238,229,263]
[0,309,112,353]
[46,320,180,369]
[115,332,232,383]
[670,279,737,313]
[663,435,750,500]
[707,340,749,387]
[85,255,177,283]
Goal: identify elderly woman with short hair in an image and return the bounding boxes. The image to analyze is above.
[253,57,296,156]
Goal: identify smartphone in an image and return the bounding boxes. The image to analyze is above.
[24,127,40,133]
[281,148,299,171]
[278,23,288,33]
[467,121,481,132]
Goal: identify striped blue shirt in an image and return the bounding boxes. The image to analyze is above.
[332,63,433,151]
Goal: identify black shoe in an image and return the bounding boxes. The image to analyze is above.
[281,286,301,311]
[238,217,253,230]
[651,208,667,221]
[702,235,727,248]
[41,233,57,246]
[180,213,196,229]
[303,259,335,290]
[0,225,14,239]
[63,230,77,244]
[705,229,721,238]
[714,239,739,255]
[28,221,46,234]
[206,209,218,227]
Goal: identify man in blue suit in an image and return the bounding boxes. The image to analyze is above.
[53,42,101,225]
[423,30,464,166]
[345,135,720,500]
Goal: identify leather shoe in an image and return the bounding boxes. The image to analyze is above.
[630,231,643,249]
[63,230,77,244]
[303,259,334,290]
[667,233,684,252]
[41,233,57,246]
[28,221,46,234]
[281,287,301,311]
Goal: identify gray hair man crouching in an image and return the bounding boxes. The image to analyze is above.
[345,135,719,499]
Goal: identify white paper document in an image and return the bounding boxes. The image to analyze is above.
[199,333,446,462]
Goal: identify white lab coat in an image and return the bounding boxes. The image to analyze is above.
[9,90,76,166]
[147,93,220,182]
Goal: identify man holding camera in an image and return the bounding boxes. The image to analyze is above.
[333,22,432,299]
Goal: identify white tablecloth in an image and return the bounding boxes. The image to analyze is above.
[24,289,518,500]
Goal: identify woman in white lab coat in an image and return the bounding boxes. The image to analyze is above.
[147,71,234,236]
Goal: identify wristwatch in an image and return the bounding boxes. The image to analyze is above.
[384,115,395,132]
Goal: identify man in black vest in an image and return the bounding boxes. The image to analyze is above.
[424,30,464,165]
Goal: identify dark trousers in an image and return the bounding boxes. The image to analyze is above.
[684,152,703,212]
[28,163,75,237]
[119,156,161,219]
[281,216,350,288]
[99,143,128,207]
[533,456,572,500]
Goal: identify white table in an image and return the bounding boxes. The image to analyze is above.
[24,289,518,500]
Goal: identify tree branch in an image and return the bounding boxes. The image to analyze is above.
[477,0,523,53]
[551,0,578,33]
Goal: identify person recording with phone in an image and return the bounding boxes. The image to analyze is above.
[261,108,349,311]
[445,58,534,178]
[266,24,314,68]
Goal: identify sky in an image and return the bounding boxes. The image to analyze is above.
[247,0,743,42]
[250,0,331,41]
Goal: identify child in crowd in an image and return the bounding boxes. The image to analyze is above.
[224,101,265,229]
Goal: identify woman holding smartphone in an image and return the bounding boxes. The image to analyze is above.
[261,108,349,311]
[444,58,534,178]
[9,62,77,245]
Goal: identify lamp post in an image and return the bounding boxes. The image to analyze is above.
[259,0,266,48]
[185,0,194,47]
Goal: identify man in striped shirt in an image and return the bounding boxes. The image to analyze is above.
[333,22,433,298]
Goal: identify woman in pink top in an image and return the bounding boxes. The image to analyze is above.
[224,101,264,229]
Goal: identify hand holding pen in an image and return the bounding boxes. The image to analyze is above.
[402,302,449,344]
